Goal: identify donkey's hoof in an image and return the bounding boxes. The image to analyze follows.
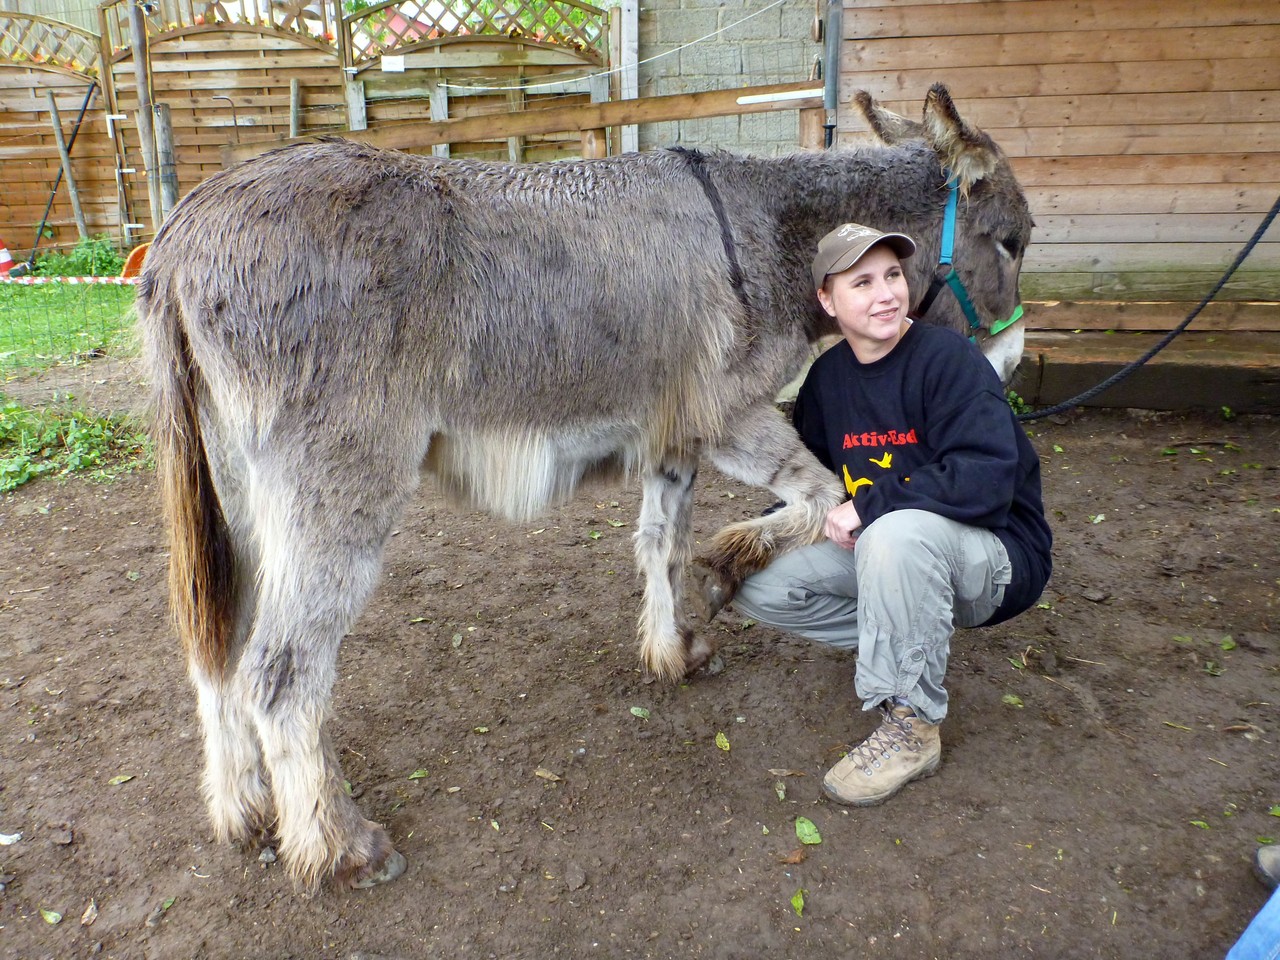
[352,849,407,889]
[691,563,734,622]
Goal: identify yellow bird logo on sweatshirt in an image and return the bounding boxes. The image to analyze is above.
[843,464,872,496]
[870,452,893,469]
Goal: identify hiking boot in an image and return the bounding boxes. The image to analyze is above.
[822,704,941,806]
[1256,845,1280,891]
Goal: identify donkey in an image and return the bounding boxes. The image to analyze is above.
[138,84,1033,889]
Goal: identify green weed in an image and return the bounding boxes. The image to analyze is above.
[1006,389,1031,415]
[0,398,150,492]
[31,236,125,278]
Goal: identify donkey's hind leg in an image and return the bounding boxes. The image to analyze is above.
[634,452,705,681]
[194,424,272,847]
[697,400,844,618]
[239,439,423,889]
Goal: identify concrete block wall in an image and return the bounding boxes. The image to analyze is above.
[636,0,819,156]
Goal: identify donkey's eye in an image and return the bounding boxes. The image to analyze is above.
[997,237,1019,261]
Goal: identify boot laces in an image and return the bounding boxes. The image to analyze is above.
[850,709,917,775]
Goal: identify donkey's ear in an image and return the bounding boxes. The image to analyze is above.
[853,90,924,145]
[921,84,1001,196]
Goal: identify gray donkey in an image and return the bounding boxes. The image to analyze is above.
[139,84,1033,889]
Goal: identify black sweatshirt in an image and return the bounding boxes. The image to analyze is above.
[793,322,1053,625]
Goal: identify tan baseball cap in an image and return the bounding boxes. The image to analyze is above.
[812,222,916,290]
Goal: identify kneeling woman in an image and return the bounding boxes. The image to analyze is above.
[733,223,1053,806]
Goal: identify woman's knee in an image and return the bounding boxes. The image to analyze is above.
[855,510,953,573]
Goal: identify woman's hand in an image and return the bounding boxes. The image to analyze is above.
[823,499,862,550]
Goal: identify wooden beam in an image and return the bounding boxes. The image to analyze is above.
[222,81,823,166]
[126,1,164,232]
[289,78,301,138]
[45,89,88,240]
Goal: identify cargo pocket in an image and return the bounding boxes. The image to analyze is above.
[954,529,1012,628]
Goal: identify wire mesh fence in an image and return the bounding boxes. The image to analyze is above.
[0,279,136,374]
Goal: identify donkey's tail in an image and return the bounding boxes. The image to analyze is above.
[140,277,237,682]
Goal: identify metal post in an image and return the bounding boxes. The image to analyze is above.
[822,0,842,148]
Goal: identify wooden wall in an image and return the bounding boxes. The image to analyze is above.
[837,0,1280,306]
[107,27,348,207]
[0,67,118,259]
[1,2,606,251]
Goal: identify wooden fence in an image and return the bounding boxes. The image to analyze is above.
[0,0,615,255]
[835,0,1280,321]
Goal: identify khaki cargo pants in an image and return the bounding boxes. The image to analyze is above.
[731,509,1011,724]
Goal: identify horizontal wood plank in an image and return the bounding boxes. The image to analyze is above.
[1025,242,1279,272]
[1023,184,1280,216]
[847,0,1278,38]
[1023,300,1280,332]
[1011,155,1277,187]
[844,57,1280,104]
[1032,214,1279,244]
[870,91,1276,128]
[1019,270,1278,302]
[841,25,1277,70]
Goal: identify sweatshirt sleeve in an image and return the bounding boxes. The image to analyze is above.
[855,347,1021,530]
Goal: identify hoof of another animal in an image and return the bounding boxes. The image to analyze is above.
[691,563,733,622]
[352,849,407,889]
[697,653,726,677]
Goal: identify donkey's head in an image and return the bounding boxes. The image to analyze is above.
[855,84,1033,384]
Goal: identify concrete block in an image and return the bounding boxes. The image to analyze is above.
[724,6,781,40]
[655,9,719,42]
[681,44,742,75]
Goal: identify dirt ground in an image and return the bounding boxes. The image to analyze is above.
[1,360,1277,960]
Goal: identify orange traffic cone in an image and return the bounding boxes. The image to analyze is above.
[0,239,15,277]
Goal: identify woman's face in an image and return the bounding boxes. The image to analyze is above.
[816,244,910,362]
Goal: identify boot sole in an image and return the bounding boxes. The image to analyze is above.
[821,756,941,807]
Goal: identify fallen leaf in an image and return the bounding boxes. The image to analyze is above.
[1190,819,1210,829]
[630,706,650,720]
[605,519,626,527]
[795,816,821,845]
[587,530,603,540]
[408,769,428,780]
[408,616,427,623]
[40,908,62,925]
[1001,694,1024,708]
[774,781,786,801]
[778,847,808,865]
[0,832,20,846]
[715,732,730,752]
[80,899,98,926]
[473,726,489,734]
[534,767,562,782]
[767,769,806,778]
[790,888,806,917]
[107,774,133,785]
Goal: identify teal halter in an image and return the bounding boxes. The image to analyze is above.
[916,175,1024,340]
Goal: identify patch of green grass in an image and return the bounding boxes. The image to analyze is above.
[0,398,150,492]
[0,283,136,373]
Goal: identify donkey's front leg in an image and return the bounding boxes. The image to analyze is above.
[696,400,844,619]
[634,452,708,681]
